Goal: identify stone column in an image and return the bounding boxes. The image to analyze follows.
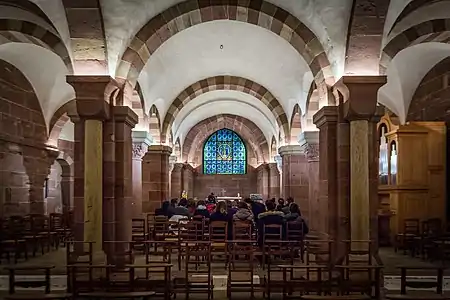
[67,75,112,254]
[279,145,309,210]
[313,107,338,239]
[131,131,152,217]
[103,116,115,256]
[339,76,386,249]
[182,163,195,198]
[171,163,183,198]
[168,155,177,198]
[22,146,59,214]
[113,106,138,249]
[300,131,319,225]
[268,162,280,199]
[142,145,172,213]
[256,164,269,199]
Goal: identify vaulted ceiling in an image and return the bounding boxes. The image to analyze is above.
[2,0,449,155]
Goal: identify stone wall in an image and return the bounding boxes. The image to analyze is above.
[194,166,257,199]
[0,59,55,216]
[408,57,450,121]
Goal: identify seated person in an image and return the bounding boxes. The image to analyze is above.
[194,200,210,219]
[171,198,191,217]
[284,203,309,237]
[276,198,285,211]
[257,201,285,245]
[210,201,229,222]
[233,201,254,222]
[282,197,294,214]
[155,200,171,217]
[245,198,266,220]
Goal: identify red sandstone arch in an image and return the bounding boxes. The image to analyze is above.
[116,0,334,89]
[407,57,450,121]
[149,105,161,144]
[0,3,73,72]
[161,75,289,144]
[48,100,76,145]
[290,104,302,144]
[182,114,269,166]
[380,18,450,73]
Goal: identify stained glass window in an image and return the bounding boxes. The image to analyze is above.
[203,128,247,175]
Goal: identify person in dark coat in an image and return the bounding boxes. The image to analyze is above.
[155,201,171,217]
[209,201,229,222]
[245,198,266,220]
[257,201,285,245]
[284,203,309,237]
[194,200,210,219]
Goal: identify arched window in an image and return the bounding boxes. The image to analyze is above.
[203,128,247,174]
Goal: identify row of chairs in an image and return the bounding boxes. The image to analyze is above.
[0,213,72,263]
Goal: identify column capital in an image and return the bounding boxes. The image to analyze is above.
[113,106,139,128]
[313,106,338,128]
[67,75,117,120]
[278,145,303,157]
[334,76,386,121]
[172,162,184,172]
[132,131,153,159]
[146,145,172,155]
[182,163,195,172]
[299,131,319,162]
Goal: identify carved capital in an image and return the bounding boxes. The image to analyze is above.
[132,143,148,159]
[305,143,319,162]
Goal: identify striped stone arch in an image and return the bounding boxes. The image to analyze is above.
[48,100,76,145]
[116,0,334,88]
[161,75,289,144]
[380,18,450,74]
[149,105,161,144]
[290,104,302,144]
[0,18,73,73]
[182,114,269,166]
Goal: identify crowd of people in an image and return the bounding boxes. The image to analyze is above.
[155,194,309,243]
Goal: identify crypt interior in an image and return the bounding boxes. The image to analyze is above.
[1,0,450,299]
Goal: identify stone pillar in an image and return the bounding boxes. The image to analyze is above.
[113,106,138,249]
[339,76,386,249]
[142,145,172,213]
[279,145,309,211]
[256,164,269,199]
[300,131,319,225]
[131,131,152,217]
[268,162,280,199]
[67,75,112,254]
[313,107,338,239]
[103,116,115,255]
[171,163,183,198]
[168,155,177,198]
[182,163,195,198]
[22,147,59,214]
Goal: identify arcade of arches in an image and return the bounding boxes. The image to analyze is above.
[0,0,449,256]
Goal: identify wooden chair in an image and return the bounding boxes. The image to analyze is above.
[305,240,334,266]
[5,265,72,299]
[209,220,228,263]
[335,265,383,299]
[286,220,306,261]
[65,241,94,292]
[129,263,172,299]
[177,218,204,270]
[301,296,370,300]
[232,220,253,240]
[395,218,420,254]
[384,266,446,299]
[227,241,262,299]
[1,216,30,262]
[131,218,146,251]
[173,241,213,300]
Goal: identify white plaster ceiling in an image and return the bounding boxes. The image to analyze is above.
[378,42,450,124]
[385,1,450,45]
[138,20,311,122]
[101,0,350,80]
[170,90,278,146]
[174,100,276,149]
[59,120,74,142]
[0,43,74,132]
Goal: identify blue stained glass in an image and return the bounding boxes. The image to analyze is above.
[203,128,247,175]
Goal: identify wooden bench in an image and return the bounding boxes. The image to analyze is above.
[5,294,73,300]
[78,291,156,299]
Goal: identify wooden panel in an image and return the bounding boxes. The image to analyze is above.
[397,131,428,186]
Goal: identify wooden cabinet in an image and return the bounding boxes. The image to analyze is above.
[377,114,446,244]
